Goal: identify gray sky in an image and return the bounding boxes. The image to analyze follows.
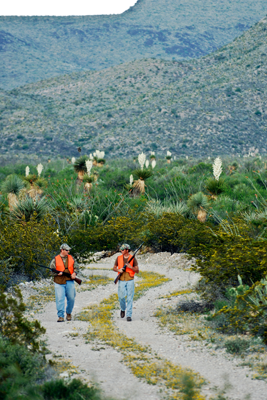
[1,1,138,16]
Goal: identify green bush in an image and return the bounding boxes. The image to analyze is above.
[205,177,226,195]
[41,379,102,400]
[224,338,250,355]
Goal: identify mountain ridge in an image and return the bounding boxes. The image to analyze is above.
[1,0,267,89]
[0,16,267,160]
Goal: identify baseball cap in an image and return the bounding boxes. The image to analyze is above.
[60,243,71,251]
[119,243,131,251]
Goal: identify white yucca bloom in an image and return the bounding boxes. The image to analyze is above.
[86,160,93,174]
[98,151,105,159]
[151,160,156,169]
[37,163,43,177]
[145,160,149,168]
[151,151,155,155]
[213,157,222,181]
[138,152,146,170]
[25,166,30,177]
[71,157,76,164]
[167,151,172,157]
[130,174,133,185]
[89,154,93,160]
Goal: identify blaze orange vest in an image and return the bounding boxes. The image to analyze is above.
[117,254,135,277]
[55,255,74,275]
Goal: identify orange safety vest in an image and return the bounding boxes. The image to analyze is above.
[55,254,75,275]
[117,254,135,278]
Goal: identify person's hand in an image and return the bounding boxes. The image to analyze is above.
[71,272,77,279]
[58,272,63,276]
[118,268,124,273]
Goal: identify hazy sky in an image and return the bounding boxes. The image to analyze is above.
[1,0,138,16]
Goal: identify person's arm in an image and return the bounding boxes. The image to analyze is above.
[71,258,78,279]
[49,259,63,276]
[126,257,139,274]
[113,257,124,273]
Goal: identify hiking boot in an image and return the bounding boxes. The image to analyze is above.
[66,314,72,321]
[120,310,125,318]
[127,317,132,322]
[57,317,64,322]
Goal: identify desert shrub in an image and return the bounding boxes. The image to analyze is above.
[188,162,213,174]
[10,197,49,222]
[205,177,226,195]
[224,338,250,355]
[211,276,267,343]
[190,218,267,300]
[144,213,214,253]
[41,379,102,400]
[0,215,63,279]
[1,174,25,195]
[0,287,45,351]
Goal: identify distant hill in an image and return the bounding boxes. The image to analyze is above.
[1,0,267,90]
[1,16,267,159]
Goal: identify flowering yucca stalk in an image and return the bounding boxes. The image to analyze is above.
[166,151,172,162]
[150,151,156,160]
[138,152,146,170]
[151,160,156,169]
[86,160,93,175]
[213,157,222,181]
[130,174,133,185]
[25,166,30,177]
[71,157,76,164]
[37,163,43,177]
[145,160,149,168]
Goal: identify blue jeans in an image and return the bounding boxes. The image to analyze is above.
[118,280,135,318]
[54,281,76,318]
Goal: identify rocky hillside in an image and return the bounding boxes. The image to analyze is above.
[1,16,267,159]
[1,0,267,89]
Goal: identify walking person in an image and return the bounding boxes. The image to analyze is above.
[50,243,78,322]
[113,243,139,321]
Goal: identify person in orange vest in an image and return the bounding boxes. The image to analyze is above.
[50,243,78,322]
[113,243,139,321]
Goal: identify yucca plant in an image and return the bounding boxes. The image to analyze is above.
[205,177,225,196]
[10,197,49,222]
[83,174,94,192]
[1,175,25,211]
[187,192,209,222]
[74,156,88,180]
[132,168,153,195]
[24,174,38,185]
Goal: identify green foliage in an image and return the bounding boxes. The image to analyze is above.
[205,177,226,195]
[73,156,88,174]
[41,379,102,400]
[10,198,49,222]
[187,192,209,213]
[211,275,267,343]
[0,287,45,351]
[133,168,153,181]
[224,338,250,355]
[83,174,94,184]
[1,175,25,195]
[0,215,63,279]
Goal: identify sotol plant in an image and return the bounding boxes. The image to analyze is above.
[187,192,209,222]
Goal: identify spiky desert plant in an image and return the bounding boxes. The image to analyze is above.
[166,151,172,163]
[205,177,225,196]
[74,155,88,180]
[1,175,25,211]
[83,174,94,192]
[10,197,49,222]
[150,151,156,160]
[145,199,189,218]
[25,166,30,177]
[37,163,43,177]
[132,168,153,195]
[138,152,146,170]
[187,192,209,222]
[213,157,222,181]
[97,158,106,166]
[24,174,38,185]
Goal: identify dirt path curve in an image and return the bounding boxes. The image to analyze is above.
[23,252,267,400]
